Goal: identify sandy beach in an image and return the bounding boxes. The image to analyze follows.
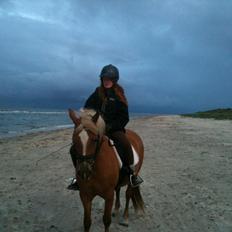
[0,115,232,232]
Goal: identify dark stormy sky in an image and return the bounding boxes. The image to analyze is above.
[0,0,232,113]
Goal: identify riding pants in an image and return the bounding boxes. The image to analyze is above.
[109,131,134,167]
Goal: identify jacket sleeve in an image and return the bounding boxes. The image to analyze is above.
[84,88,101,111]
[108,101,129,132]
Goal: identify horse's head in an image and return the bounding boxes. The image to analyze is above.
[68,108,105,180]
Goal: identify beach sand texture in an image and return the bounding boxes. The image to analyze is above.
[0,116,232,232]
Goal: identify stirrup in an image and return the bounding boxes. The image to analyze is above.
[129,174,143,188]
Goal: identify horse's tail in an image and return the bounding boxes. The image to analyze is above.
[131,186,145,213]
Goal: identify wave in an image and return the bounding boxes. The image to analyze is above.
[23,124,73,132]
[0,124,73,138]
[0,110,67,115]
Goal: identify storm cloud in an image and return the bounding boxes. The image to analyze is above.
[0,0,232,113]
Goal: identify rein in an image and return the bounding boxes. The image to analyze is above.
[36,142,72,166]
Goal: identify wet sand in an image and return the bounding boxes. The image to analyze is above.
[0,116,232,232]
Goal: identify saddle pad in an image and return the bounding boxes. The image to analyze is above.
[110,139,139,169]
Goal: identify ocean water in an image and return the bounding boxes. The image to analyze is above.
[0,108,153,138]
[0,108,73,138]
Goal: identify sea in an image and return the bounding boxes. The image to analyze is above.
[0,108,73,138]
[0,108,153,139]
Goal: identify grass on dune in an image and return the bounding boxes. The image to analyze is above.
[181,108,232,120]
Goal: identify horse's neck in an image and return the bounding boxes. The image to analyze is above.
[98,135,114,153]
[101,135,109,146]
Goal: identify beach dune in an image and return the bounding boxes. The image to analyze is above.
[0,116,232,232]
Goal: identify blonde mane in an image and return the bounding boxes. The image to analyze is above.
[79,108,105,138]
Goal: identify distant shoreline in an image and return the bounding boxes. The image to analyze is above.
[0,114,159,140]
[0,108,161,139]
[182,108,232,120]
[1,107,231,139]
[0,114,176,140]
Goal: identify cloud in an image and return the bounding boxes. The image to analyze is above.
[0,0,232,112]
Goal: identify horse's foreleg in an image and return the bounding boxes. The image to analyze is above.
[103,192,114,232]
[112,187,121,217]
[80,193,92,232]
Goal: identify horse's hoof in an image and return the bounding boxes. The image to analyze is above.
[136,209,145,216]
[119,218,129,227]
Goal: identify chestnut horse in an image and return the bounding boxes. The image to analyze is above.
[68,108,144,232]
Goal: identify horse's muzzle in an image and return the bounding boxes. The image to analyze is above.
[77,161,94,180]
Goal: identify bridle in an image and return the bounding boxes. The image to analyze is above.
[71,126,102,180]
[74,133,101,163]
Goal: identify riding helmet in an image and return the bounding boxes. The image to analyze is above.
[100,64,119,83]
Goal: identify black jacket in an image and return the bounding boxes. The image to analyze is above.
[84,87,129,133]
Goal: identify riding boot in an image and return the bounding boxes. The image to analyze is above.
[127,166,143,188]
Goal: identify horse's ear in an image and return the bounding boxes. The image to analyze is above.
[68,109,81,126]
[92,111,99,124]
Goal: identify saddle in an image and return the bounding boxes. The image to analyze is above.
[108,139,139,169]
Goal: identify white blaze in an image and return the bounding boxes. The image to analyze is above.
[79,130,89,156]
